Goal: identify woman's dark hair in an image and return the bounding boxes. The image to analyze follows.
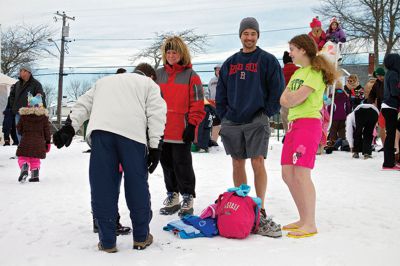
[134,63,157,81]
[283,51,292,64]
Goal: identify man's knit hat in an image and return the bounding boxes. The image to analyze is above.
[20,64,33,73]
[373,67,385,77]
[239,17,259,37]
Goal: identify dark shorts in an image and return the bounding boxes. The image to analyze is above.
[219,113,270,159]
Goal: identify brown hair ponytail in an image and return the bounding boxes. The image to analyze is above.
[289,34,338,85]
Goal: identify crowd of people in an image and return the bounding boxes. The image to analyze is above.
[1,15,399,252]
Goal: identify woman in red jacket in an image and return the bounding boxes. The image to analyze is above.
[156,36,205,217]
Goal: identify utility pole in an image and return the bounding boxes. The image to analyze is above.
[54,11,75,129]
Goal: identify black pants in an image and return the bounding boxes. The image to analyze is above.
[382,108,399,167]
[160,142,196,197]
[353,108,378,155]
[196,105,213,149]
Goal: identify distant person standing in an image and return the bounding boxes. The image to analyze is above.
[207,64,222,147]
[381,53,400,170]
[368,67,386,148]
[156,36,205,217]
[216,17,284,237]
[2,85,19,146]
[280,51,299,133]
[9,65,46,142]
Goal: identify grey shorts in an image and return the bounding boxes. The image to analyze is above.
[220,113,271,159]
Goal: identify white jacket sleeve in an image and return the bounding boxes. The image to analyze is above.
[69,86,96,133]
[145,80,167,149]
[345,112,355,148]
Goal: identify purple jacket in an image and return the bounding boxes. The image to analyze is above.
[329,91,351,120]
[326,28,346,43]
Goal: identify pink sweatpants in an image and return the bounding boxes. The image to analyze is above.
[18,156,41,170]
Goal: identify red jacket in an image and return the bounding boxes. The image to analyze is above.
[308,31,326,51]
[282,63,299,86]
[156,63,205,142]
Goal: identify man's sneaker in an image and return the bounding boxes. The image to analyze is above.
[178,194,194,217]
[133,233,153,250]
[28,169,40,182]
[257,210,282,238]
[160,192,180,215]
[363,154,372,160]
[352,152,360,158]
[18,163,29,182]
[98,242,117,253]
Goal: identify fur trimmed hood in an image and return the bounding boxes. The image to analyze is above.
[18,107,49,117]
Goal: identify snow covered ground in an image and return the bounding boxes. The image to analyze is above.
[0,137,399,266]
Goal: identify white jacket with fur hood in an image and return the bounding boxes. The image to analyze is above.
[69,73,167,149]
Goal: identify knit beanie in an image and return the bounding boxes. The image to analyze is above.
[239,17,259,37]
[373,67,385,77]
[309,17,322,28]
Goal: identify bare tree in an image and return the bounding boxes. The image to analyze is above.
[42,84,57,108]
[131,29,208,69]
[1,24,54,75]
[313,0,400,66]
[66,79,91,100]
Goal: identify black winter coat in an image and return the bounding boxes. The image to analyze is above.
[9,75,46,115]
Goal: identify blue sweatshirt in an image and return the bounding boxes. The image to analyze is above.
[216,47,284,123]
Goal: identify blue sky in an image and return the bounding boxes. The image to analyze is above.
[1,0,321,96]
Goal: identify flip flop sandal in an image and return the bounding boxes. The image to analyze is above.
[282,224,300,231]
[286,229,317,239]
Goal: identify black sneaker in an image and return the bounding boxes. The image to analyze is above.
[133,233,153,250]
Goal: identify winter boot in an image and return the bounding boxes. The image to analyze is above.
[18,163,29,182]
[133,233,153,250]
[3,140,10,146]
[98,242,117,253]
[178,194,194,217]
[159,192,180,215]
[28,169,40,182]
[352,152,359,158]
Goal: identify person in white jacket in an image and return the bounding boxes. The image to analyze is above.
[346,103,379,159]
[53,63,167,252]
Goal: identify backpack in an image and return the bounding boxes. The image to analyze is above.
[215,191,260,239]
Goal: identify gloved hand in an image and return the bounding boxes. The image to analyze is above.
[46,143,51,153]
[53,124,75,149]
[182,124,196,144]
[147,148,162,174]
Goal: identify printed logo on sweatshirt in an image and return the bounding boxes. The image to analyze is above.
[229,63,258,76]
[289,78,304,91]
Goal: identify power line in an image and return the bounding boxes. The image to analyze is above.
[72,26,309,41]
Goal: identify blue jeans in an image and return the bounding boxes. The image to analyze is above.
[90,130,151,249]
